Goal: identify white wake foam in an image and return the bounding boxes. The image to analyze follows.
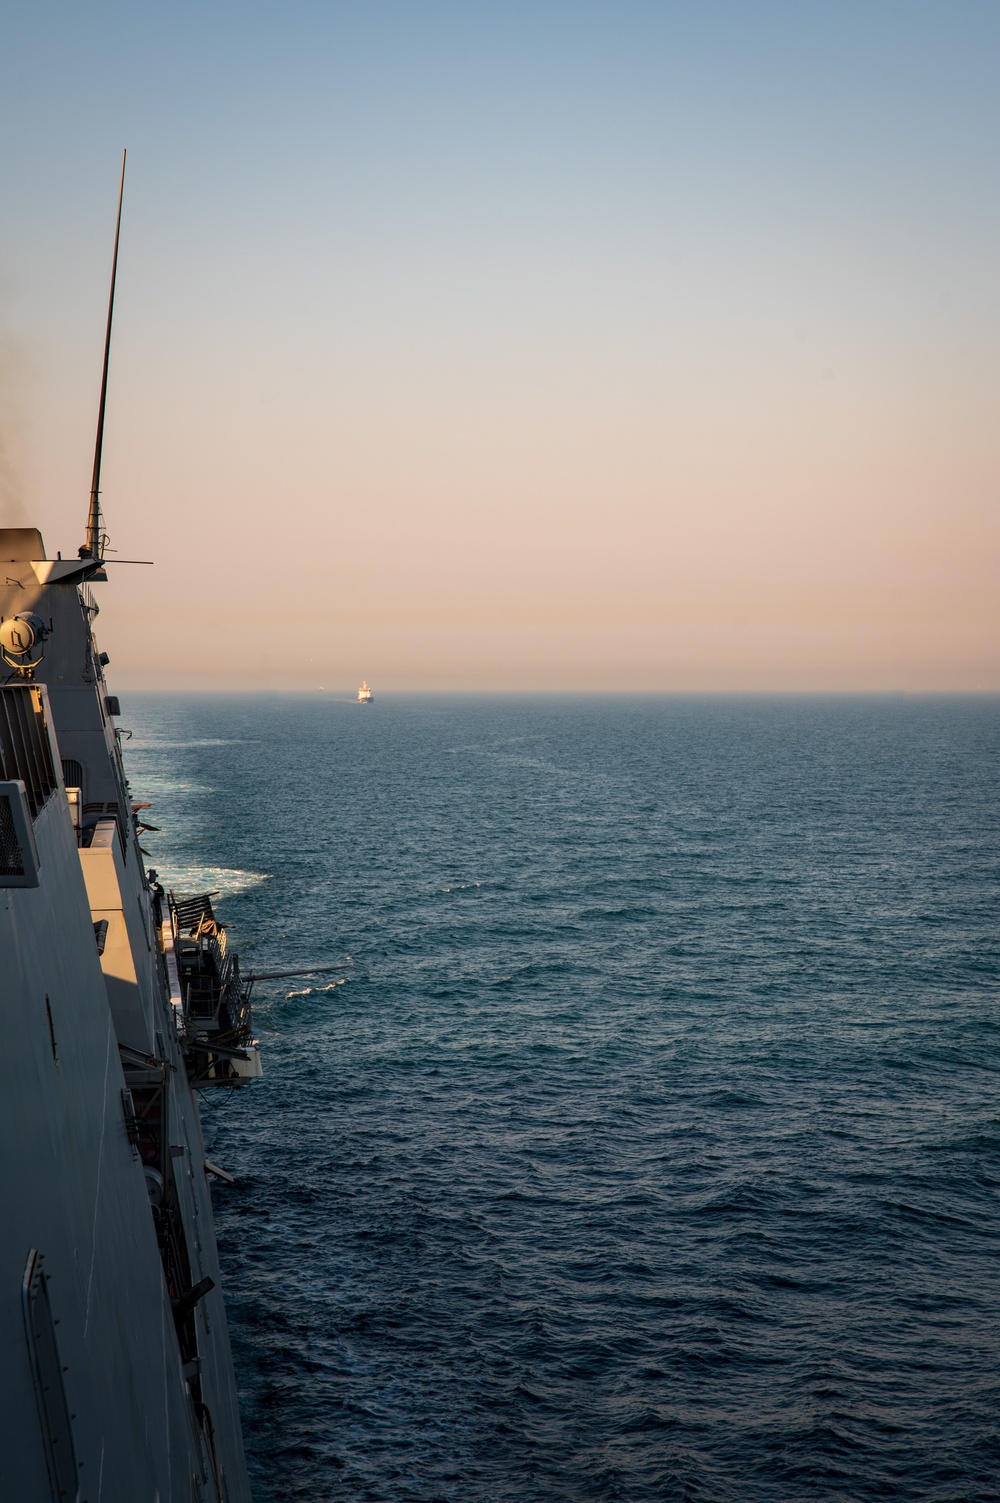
[156,865,271,899]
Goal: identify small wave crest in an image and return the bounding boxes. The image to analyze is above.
[282,980,347,1000]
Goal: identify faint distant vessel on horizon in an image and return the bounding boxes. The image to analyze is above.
[358,681,373,704]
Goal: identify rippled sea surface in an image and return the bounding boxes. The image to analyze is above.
[123,694,1000,1502]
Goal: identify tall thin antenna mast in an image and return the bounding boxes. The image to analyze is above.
[82,148,126,560]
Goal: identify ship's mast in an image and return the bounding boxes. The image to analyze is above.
[81,148,126,560]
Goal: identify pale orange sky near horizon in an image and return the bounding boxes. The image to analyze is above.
[2,1,999,690]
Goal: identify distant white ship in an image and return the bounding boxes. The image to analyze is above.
[357,680,373,704]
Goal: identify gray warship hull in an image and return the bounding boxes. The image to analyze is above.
[0,528,258,1500]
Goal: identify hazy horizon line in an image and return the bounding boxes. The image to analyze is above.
[113,685,1000,699]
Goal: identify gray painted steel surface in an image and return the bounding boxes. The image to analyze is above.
[0,528,254,1502]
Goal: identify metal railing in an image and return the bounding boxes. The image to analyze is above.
[168,891,254,1085]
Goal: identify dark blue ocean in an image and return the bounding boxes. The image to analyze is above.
[123,694,1000,1503]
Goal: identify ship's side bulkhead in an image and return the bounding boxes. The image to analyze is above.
[0,531,251,1503]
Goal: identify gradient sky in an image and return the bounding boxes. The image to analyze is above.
[1,1,998,689]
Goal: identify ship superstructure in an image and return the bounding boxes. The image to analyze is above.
[0,158,256,1502]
